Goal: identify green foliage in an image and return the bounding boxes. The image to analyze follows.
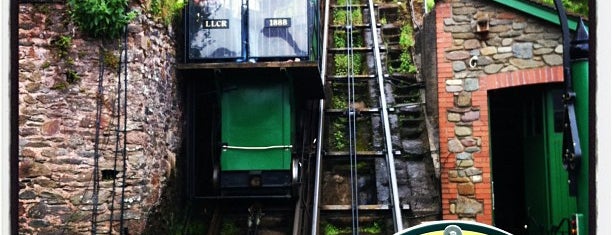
[150,0,185,26]
[323,222,383,235]
[333,9,363,25]
[540,0,588,16]
[399,24,414,49]
[334,54,363,75]
[65,69,80,84]
[40,61,51,70]
[426,0,435,12]
[324,223,341,235]
[361,222,382,234]
[51,35,72,59]
[399,50,417,73]
[67,0,137,39]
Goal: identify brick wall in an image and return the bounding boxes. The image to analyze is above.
[435,0,564,223]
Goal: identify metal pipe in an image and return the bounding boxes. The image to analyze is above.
[366,0,403,231]
[311,0,331,231]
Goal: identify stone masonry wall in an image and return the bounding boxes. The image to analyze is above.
[435,0,565,223]
[18,2,180,234]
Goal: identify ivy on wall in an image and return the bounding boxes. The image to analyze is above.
[67,0,137,39]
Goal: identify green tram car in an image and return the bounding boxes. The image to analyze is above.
[180,0,323,198]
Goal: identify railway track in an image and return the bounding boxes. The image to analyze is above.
[310,0,439,233]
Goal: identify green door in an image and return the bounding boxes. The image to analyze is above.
[522,86,576,234]
[220,78,293,171]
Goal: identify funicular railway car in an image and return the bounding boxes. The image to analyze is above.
[180,0,323,199]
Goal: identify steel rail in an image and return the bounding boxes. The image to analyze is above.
[310,0,332,230]
[365,0,403,231]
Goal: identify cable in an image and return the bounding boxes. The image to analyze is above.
[119,25,129,235]
[108,39,125,234]
[91,45,106,235]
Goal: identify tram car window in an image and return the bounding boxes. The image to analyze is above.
[248,0,309,59]
[188,0,243,60]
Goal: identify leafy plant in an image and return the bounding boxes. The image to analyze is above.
[67,0,138,39]
[150,0,185,26]
[51,35,72,59]
[426,0,435,12]
[541,0,588,16]
[399,24,414,49]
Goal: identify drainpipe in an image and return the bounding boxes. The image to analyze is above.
[570,18,589,235]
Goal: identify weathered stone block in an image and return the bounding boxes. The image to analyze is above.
[464,167,483,176]
[501,38,513,46]
[471,175,483,183]
[480,46,497,56]
[448,112,461,122]
[456,196,483,215]
[499,30,521,38]
[456,91,472,107]
[453,7,477,15]
[453,15,471,22]
[453,33,477,39]
[534,48,554,55]
[525,24,544,33]
[512,22,526,30]
[464,39,480,50]
[460,137,478,147]
[455,126,472,136]
[453,61,467,72]
[497,46,512,53]
[457,182,475,195]
[444,18,455,26]
[543,54,563,66]
[445,25,472,33]
[465,146,481,153]
[489,25,512,33]
[448,139,465,153]
[456,152,473,160]
[446,51,471,60]
[446,85,463,93]
[509,58,544,69]
[461,110,480,122]
[512,42,533,59]
[484,64,503,74]
[493,53,513,60]
[41,120,60,136]
[457,159,474,167]
[464,78,479,92]
[555,45,563,54]
[536,39,559,47]
[446,79,463,86]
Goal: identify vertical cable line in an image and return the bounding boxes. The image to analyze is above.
[119,25,130,234]
[108,26,128,234]
[344,1,359,234]
[91,45,106,235]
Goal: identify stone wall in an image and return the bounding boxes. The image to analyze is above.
[18,2,181,234]
[434,0,564,223]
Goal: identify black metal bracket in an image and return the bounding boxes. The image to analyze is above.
[554,0,589,196]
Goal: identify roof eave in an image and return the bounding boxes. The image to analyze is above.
[490,0,587,31]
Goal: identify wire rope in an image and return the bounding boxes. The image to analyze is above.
[91,44,106,235]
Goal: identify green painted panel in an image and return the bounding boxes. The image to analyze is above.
[220,79,293,171]
[572,60,589,235]
[522,93,551,234]
[545,89,577,228]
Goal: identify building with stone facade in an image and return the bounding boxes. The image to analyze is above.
[426,0,588,233]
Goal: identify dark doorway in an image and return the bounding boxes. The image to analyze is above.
[490,84,571,235]
[489,86,528,235]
